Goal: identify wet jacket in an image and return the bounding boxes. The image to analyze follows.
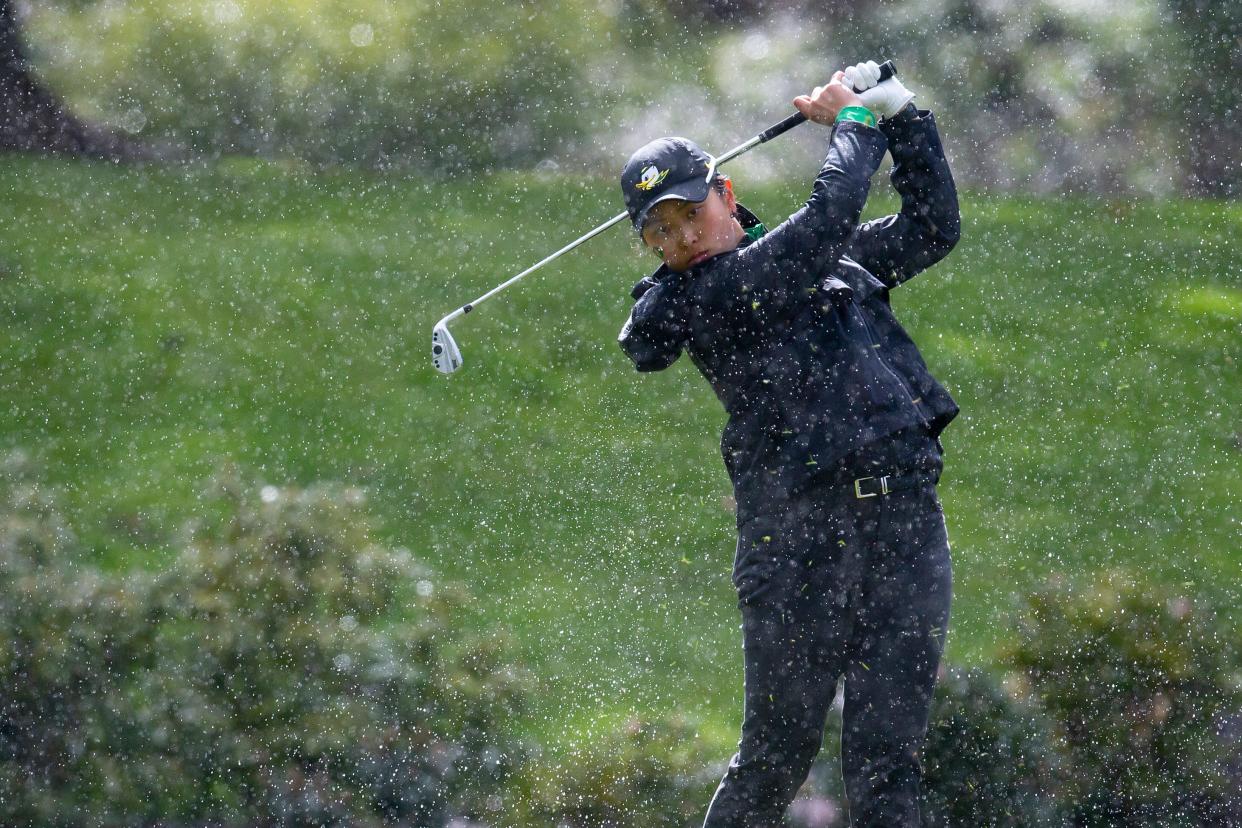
[617,106,961,522]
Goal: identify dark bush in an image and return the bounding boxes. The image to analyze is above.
[791,666,1067,828]
[1,450,163,825]
[510,713,720,828]
[1004,571,1242,826]
[921,667,1068,827]
[0,454,531,827]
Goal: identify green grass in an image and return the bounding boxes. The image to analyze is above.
[2,155,1239,755]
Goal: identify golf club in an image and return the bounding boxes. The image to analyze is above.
[431,60,897,375]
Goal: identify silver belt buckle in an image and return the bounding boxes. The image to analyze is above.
[854,475,891,498]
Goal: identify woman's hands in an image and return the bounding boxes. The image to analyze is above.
[846,59,916,119]
[793,70,866,126]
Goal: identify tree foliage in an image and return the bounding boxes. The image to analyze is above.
[18,0,1238,193]
[0,452,530,827]
[1,0,175,159]
[25,0,617,169]
[1004,571,1242,825]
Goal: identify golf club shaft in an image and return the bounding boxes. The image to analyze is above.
[720,60,896,165]
[435,211,630,329]
[434,59,897,351]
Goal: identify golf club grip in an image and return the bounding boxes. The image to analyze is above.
[756,59,897,144]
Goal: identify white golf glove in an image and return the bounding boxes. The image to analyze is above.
[844,60,915,120]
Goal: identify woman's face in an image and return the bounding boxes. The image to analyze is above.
[640,185,743,272]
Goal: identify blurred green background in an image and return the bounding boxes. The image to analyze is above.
[17,0,1242,195]
[2,154,1238,750]
[2,0,1240,823]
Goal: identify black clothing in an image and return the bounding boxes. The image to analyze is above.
[705,427,951,827]
[617,107,961,827]
[618,107,960,523]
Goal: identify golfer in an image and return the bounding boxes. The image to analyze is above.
[617,62,960,826]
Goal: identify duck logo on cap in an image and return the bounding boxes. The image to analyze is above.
[635,165,668,192]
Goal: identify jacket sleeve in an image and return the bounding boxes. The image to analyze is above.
[721,121,888,317]
[617,280,686,372]
[845,106,960,289]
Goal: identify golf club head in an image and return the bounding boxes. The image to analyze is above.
[432,322,462,374]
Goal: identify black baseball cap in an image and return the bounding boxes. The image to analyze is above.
[620,137,718,232]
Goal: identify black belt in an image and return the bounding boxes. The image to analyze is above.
[851,469,939,499]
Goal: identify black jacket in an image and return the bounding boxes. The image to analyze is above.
[618,107,961,522]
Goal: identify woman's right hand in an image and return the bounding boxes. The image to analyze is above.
[793,71,867,126]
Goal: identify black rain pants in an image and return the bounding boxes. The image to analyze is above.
[702,426,952,827]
